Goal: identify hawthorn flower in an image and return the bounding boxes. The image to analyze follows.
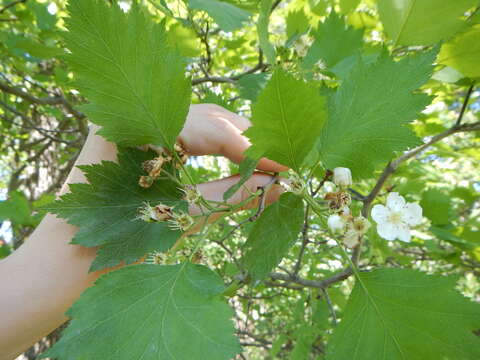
[327,214,346,233]
[371,192,422,242]
[135,202,173,222]
[333,167,352,188]
[181,184,201,205]
[168,211,195,231]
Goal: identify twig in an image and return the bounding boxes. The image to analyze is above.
[320,288,337,326]
[0,80,85,120]
[268,269,353,289]
[455,85,474,126]
[0,0,26,14]
[292,205,310,275]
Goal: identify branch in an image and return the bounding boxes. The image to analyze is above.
[0,0,26,14]
[0,80,85,120]
[268,268,353,289]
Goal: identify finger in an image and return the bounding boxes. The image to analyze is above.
[189,172,284,217]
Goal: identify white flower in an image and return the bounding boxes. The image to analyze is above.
[333,167,352,187]
[371,192,422,242]
[327,214,346,233]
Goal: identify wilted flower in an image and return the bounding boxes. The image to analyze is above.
[325,191,351,211]
[327,214,346,233]
[351,216,370,235]
[168,211,195,231]
[174,142,189,166]
[135,202,173,222]
[181,184,201,205]
[333,167,352,188]
[371,192,422,242]
[142,156,167,179]
[282,171,305,195]
[138,175,154,188]
[343,229,360,248]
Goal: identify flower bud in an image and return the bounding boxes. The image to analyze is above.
[333,167,352,188]
[327,214,346,233]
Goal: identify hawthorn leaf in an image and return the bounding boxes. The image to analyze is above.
[189,0,251,32]
[439,24,480,79]
[64,0,191,148]
[302,12,363,70]
[42,263,241,360]
[378,0,478,46]
[45,148,185,271]
[327,268,480,360]
[223,157,258,201]
[242,193,304,281]
[286,10,309,40]
[257,0,276,64]
[244,69,327,170]
[318,49,437,178]
[237,73,269,101]
[421,188,453,225]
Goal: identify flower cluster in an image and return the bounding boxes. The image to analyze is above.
[326,167,370,248]
[371,192,422,242]
[138,142,189,188]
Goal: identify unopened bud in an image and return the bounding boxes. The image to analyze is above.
[327,214,346,233]
[333,167,352,188]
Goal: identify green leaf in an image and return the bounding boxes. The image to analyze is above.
[64,0,191,148]
[237,73,269,101]
[257,0,276,64]
[421,188,452,225]
[302,12,363,70]
[27,1,57,30]
[42,263,241,360]
[286,10,309,39]
[189,0,251,32]
[244,69,327,170]
[318,49,436,178]
[339,0,360,14]
[242,193,304,281]
[0,191,36,226]
[378,0,478,46]
[45,148,184,271]
[223,157,258,200]
[327,268,480,360]
[439,24,480,79]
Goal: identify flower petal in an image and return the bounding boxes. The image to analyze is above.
[376,222,397,241]
[386,192,406,211]
[371,204,389,224]
[396,224,411,242]
[402,202,423,226]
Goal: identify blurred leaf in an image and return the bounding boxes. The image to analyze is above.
[378,0,477,45]
[167,22,202,57]
[439,24,480,79]
[237,73,269,101]
[339,0,360,14]
[286,9,309,39]
[0,191,35,226]
[189,0,251,32]
[421,188,452,225]
[257,0,276,64]
[303,12,363,70]
[27,1,57,30]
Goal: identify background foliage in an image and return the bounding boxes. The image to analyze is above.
[1,0,479,359]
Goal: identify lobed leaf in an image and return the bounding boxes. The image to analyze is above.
[327,268,480,360]
[45,148,185,271]
[318,49,437,178]
[242,193,304,281]
[244,69,327,171]
[42,263,241,360]
[64,0,191,148]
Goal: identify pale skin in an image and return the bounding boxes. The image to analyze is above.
[0,104,287,360]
